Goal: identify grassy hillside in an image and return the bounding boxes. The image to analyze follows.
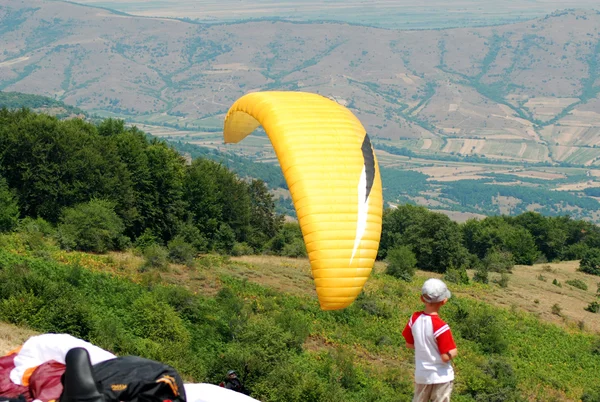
[0,230,598,401]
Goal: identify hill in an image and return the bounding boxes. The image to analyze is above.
[1,1,600,163]
[0,231,598,401]
[4,1,600,220]
[0,90,87,118]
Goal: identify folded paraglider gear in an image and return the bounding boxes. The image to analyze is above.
[59,348,104,402]
[0,394,26,402]
[91,356,186,402]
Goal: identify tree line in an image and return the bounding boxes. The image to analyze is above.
[2,108,600,281]
[0,108,304,258]
[379,204,600,283]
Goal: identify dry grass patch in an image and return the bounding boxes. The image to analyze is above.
[473,261,600,333]
[0,322,39,355]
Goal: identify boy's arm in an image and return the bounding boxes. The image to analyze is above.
[434,321,457,362]
[440,348,457,362]
[401,316,415,349]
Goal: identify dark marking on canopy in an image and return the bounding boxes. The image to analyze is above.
[361,134,375,203]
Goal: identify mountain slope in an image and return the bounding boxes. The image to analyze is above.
[2,1,600,165]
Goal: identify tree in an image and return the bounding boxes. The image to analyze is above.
[247,179,284,251]
[0,176,19,232]
[57,199,126,253]
[385,245,417,281]
[580,248,600,276]
[380,205,469,273]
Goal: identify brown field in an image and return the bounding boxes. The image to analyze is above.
[554,181,599,191]
[509,170,567,180]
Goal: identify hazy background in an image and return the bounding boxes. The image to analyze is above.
[68,0,600,29]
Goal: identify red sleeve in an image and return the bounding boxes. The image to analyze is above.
[432,316,456,354]
[402,312,419,345]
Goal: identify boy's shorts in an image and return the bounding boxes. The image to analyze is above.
[413,381,453,402]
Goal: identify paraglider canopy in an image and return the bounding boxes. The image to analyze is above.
[223,91,383,311]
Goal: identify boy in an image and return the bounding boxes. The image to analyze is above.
[402,278,458,402]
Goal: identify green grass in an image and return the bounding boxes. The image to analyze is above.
[0,231,598,401]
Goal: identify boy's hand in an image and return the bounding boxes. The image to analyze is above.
[441,348,457,362]
[405,343,415,349]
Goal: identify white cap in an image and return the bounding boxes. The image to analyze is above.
[421,278,451,303]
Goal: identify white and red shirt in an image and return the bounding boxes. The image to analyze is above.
[402,312,456,384]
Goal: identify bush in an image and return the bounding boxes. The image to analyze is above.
[579,248,600,276]
[551,303,562,316]
[444,267,470,285]
[552,278,561,287]
[57,199,125,253]
[134,229,159,251]
[483,250,514,273]
[231,242,254,256]
[175,220,208,253]
[450,302,507,354]
[141,243,169,272]
[281,238,307,258]
[463,357,520,402]
[385,246,417,282]
[565,279,588,291]
[496,273,509,288]
[581,387,600,402]
[167,236,196,266]
[473,267,489,284]
[584,301,599,313]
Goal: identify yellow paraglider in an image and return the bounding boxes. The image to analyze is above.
[223,91,383,310]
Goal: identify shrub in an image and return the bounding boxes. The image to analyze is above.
[496,273,509,288]
[463,357,520,402]
[57,199,125,253]
[231,242,254,256]
[281,238,307,258]
[551,303,562,316]
[175,220,208,253]
[584,301,599,313]
[579,248,600,276]
[565,279,588,291]
[552,279,561,287]
[130,294,191,345]
[483,250,514,273]
[134,229,159,251]
[444,267,470,285]
[167,235,196,266]
[537,274,546,282]
[450,303,507,354]
[385,245,417,282]
[15,217,57,257]
[542,265,554,273]
[473,267,489,284]
[141,243,169,272]
[581,387,600,402]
